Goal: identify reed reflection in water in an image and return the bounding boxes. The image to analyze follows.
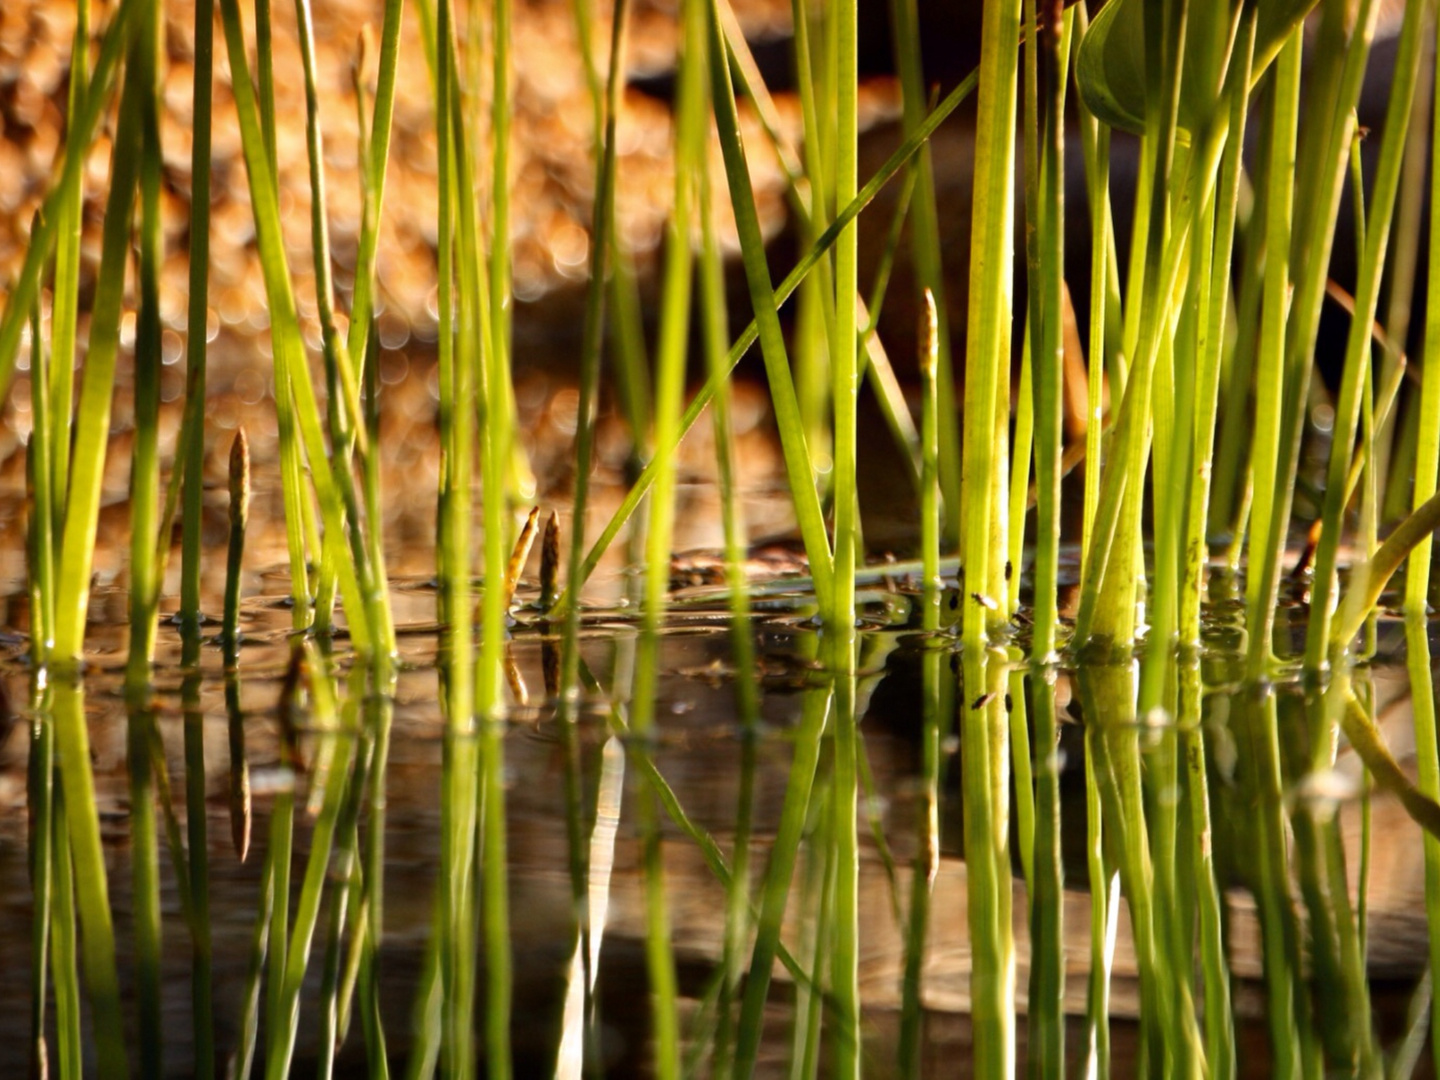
[5,587,1440,1077]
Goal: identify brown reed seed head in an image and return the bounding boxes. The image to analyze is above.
[505,506,542,607]
[229,427,250,531]
[919,288,938,381]
[539,509,561,610]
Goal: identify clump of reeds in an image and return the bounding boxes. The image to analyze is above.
[18,0,1440,1075]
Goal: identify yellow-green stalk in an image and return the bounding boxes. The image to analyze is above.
[961,0,1021,647]
[1305,0,1427,668]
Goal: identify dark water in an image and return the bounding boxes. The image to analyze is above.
[1,558,1437,1078]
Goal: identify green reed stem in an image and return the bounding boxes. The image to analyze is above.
[628,630,681,1080]
[1085,667,1197,1075]
[1180,658,1233,1078]
[793,776,833,1080]
[27,679,53,1079]
[477,8,516,1076]
[719,15,923,494]
[0,0,134,401]
[180,0,214,639]
[350,681,394,1077]
[554,68,977,615]
[1078,0,1197,656]
[1380,19,1434,494]
[1332,485,1440,651]
[264,736,295,1062]
[828,0,859,650]
[696,87,764,1073]
[832,666,862,1079]
[52,16,142,666]
[1081,744,1114,1078]
[706,0,833,614]
[126,700,164,1077]
[1211,166,1263,546]
[346,0,404,379]
[255,0,276,168]
[1246,30,1301,667]
[1025,0,1067,658]
[51,677,126,1079]
[962,0,1021,645]
[571,0,651,470]
[891,0,960,543]
[898,549,943,1077]
[178,649,215,1080]
[1304,0,1426,670]
[1028,668,1064,1077]
[295,0,395,648]
[294,0,367,459]
[920,293,941,621]
[50,782,82,1080]
[489,0,532,506]
[1008,331,1034,615]
[1078,135,1111,564]
[430,2,480,1072]
[432,0,470,684]
[231,844,275,1080]
[316,727,374,1079]
[1184,16,1254,646]
[1407,9,1440,615]
[219,0,381,654]
[963,646,1015,1078]
[628,0,708,1059]
[561,0,627,621]
[790,0,834,485]
[128,0,164,683]
[1401,607,1440,1077]
[642,0,702,627]
[248,0,314,631]
[732,681,832,1077]
[28,314,53,666]
[265,659,356,1080]
[1247,0,1381,673]
[48,0,88,524]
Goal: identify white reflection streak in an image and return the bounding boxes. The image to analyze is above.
[556,736,626,1080]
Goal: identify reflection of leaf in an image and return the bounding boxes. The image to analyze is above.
[1077,0,1320,134]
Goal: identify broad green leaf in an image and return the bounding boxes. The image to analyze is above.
[1077,0,1319,134]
